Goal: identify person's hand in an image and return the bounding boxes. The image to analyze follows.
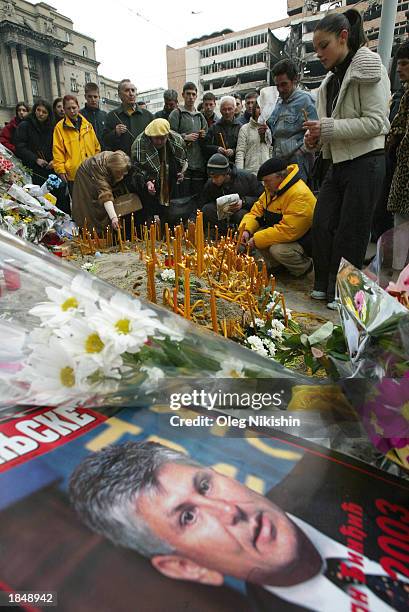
[115,123,127,136]
[184,132,199,142]
[217,146,227,155]
[36,158,48,167]
[146,180,156,195]
[241,230,250,245]
[257,124,268,135]
[47,160,54,169]
[225,148,234,157]
[303,120,321,141]
[58,173,67,182]
[248,237,255,249]
[229,199,242,212]
[111,216,120,230]
[199,129,206,138]
[176,172,184,183]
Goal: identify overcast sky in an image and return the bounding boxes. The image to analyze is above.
[28,0,288,92]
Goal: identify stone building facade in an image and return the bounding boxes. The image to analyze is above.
[0,0,119,125]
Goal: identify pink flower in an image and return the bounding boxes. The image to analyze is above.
[387,263,409,293]
[354,290,365,313]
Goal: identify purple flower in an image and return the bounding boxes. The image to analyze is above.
[354,290,365,314]
[359,372,409,454]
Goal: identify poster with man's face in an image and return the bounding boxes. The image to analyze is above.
[0,404,408,612]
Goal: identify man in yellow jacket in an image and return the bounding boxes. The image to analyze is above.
[240,158,316,276]
[53,95,100,192]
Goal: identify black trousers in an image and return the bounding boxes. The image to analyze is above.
[312,154,385,299]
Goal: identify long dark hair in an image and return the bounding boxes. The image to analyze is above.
[31,99,54,128]
[315,8,367,55]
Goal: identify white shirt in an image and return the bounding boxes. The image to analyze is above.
[264,515,408,612]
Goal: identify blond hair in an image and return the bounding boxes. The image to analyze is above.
[107,150,131,183]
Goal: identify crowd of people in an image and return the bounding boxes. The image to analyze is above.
[1,8,408,309]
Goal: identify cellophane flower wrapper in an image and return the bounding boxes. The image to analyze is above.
[365,221,409,290]
[0,144,32,189]
[337,258,409,470]
[0,229,328,416]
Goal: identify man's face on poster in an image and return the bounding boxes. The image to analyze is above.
[137,462,302,585]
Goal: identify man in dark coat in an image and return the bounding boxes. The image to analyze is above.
[103,79,153,157]
[203,96,242,163]
[80,82,107,147]
[201,153,263,231]
[154,89,178,120]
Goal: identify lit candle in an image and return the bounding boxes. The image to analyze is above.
[165,222,171,260]
[87,232,94,254]
[236,224,245,252]
[131,213,135,242]
[215,225,219,245]
[210,288,218,333]
[172,238,179,290]
[196,211,204,275]
[150,223,156,263]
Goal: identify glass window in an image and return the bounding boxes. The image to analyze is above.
[82,46,88,58]
[31,79,39,96]
[85,72,91,84]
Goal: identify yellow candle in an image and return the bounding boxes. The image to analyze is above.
[215,225,219,245]
[93,228,101,250]
[131,213,135,242]
[122,217,126,242]
[165,222,171,260]
[236,224,245,252]
[210,288,218,333]
[173,287,178,313]
[150,223,156,263]
[116,228,124,252]
[172,238,179,290]
[184,266,190,320]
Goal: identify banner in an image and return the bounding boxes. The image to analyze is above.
[1,405,408,611]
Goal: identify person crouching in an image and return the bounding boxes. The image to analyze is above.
[239,158,316,277]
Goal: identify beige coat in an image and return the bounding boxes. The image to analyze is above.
[235,118,272,175]
[72,151,124,231]
[313,47,390,163]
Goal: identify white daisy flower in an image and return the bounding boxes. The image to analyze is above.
[57,318,123,375]
[29,274,97,327]
[215,357,245,378]
[87,292,158,354]
[254,317,265,328]
[20,338,96,405]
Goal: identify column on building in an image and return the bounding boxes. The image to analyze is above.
[49,56,59,99]
[9,44,25,102]
[20,46,34,106]
[56,58,66,97]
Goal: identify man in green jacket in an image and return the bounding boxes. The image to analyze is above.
[169,81,207,198]
[103,79,153,157]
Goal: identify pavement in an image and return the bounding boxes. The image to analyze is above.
[273,267,340,324]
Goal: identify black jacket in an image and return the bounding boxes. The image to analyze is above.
[15,116,54,183]
[201,166,263,210]
[154,108,172,120]
[102,105,153,157]
[80,105,107,146]
[203,117,242,161]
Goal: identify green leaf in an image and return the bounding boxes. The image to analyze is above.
[308,321,334,346]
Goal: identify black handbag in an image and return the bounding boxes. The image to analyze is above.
[167,194,199,224]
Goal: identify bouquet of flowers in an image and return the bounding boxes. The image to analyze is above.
[337,259,409,470]
[0,229,314,413]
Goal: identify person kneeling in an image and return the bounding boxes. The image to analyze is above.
[240,158,315,277]
[202,153,263,234]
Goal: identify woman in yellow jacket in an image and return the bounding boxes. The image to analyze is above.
[53,94,100,193]
[240,158,316,277]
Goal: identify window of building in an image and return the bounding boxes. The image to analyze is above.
[31,79,39,97]
[85,72,91,84]
[70,77,78,92]
[28,55,36,72]
[65,31,72,43]
[82,46,88,58]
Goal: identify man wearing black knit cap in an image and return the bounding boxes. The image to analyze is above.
[201,153,263,233]
[239,158,316,276]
